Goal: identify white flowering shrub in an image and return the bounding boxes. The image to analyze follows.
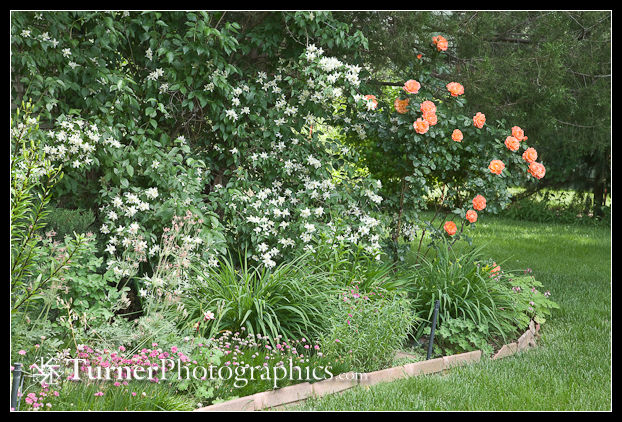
[204,46,387,266]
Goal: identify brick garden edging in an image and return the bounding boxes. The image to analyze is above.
[195,320,540,411]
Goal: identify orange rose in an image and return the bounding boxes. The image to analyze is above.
[512,126,526,141]
[451,129,463,142]
[489,159,505,175]
[490,262,500,276]
[446,82,464,97]
[413,118,430,134]
[394,98,409,114]
[528,162,546,179]
[466,209,478,223]
[364,94,378,110]
[473,112,486,129]
[432,35,448,51]
[423,111,438,126]
[417,54,423,59]
[522,147,538,163]
[444,221,457,236]
[403,79,421,94]
[504,136,520,152]
[420,100,436,114]
[472,194,486,211]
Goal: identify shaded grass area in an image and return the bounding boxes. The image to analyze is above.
[294,216,611,411]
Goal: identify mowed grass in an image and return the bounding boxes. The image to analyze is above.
[293,216,611,411]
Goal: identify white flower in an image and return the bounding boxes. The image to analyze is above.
[225,109,238,121]
[145,187,159,199]
[112,196,123,208]
[128,222,140,235]
[62,48,71,58]
[300,208,311,218]
[105,244,116,254]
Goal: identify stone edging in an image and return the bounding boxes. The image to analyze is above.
[195,320,540,411]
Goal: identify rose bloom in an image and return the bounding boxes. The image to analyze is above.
[413,118,430,134]
[522,147,538,163]
[403,79,421,94]
[420,100,436,114]
[364,94,378,110]
[451,129,463,142]
[489,159,505,175]
[446,82,464,96]
[433,35,449,51]
[394,98,409,114]
[472,194,486,211]
[466,209,478,223]
[528,162,546,179]
[423,111,438,125]
[512,126,526,141]
[504,136,520,152]
[473,112,486,129]
[444,221,457,236]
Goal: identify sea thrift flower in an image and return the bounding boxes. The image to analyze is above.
[489,159,505,175]
[403,79,421,94]
[451,129,463,142]
[473,112,486,129]
[504,136,520,152]
[466,209,478,223]
[413,118,430,134]
[472,195,487,211]
[528,162,546,179]
[444,221,457,236]
[522,147,538,163]
[446,82,464,96]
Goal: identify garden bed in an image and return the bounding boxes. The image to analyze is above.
[195,321,540,411]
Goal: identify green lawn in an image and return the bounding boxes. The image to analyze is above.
[293,216,612,411]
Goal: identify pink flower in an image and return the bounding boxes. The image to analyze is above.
[18,350,26,355]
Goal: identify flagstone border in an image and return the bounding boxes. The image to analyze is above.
[195,320,540,412]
